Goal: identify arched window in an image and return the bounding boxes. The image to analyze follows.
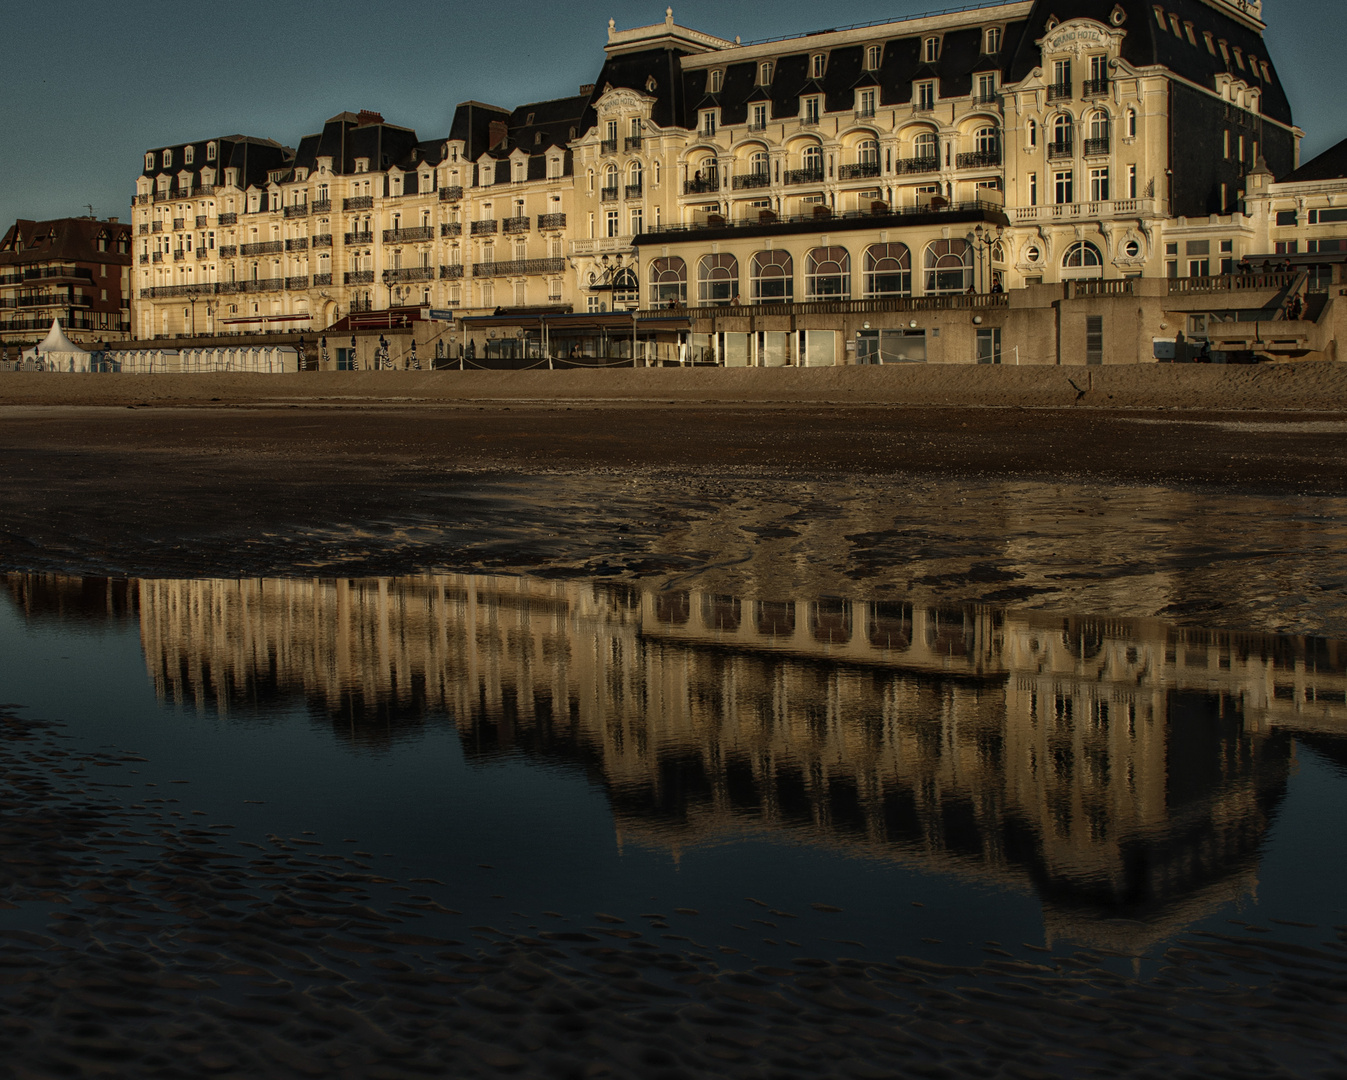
[698,253,739,305]
[603,164,618,195]
[613,267,639,307]
[975,126,1000,155]
[1125,108,1137,138]
[750,250,793,303]
[923,239,972,294]
[858,139,879,166]
[628,161,643,186]
[805,246,851,300]
[750,151,769,178]
[650,256,687,305]
[802,145,823,176]
[863,243,911,297]
[914,132,939,162]
[1063,240,1103,268]
[1052,114,1074,149]
[1089,111,1110,140]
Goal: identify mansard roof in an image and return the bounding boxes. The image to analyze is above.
[1278,137,1347,185]
[290,113,419,177]
[0,217,131,267]
[582,46,694,134]
[1009,0,1290,125]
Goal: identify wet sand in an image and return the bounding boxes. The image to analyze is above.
[2,707,1345,1080]
[1,369,1346,633]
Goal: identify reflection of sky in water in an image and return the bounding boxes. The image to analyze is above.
[1,573,1345,971]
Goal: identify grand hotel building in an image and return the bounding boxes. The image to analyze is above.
[131,0,1308,363]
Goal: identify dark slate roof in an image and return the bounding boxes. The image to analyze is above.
[0,218,132,267]
[1278,137,1347,184]
[141,136,292,195]
[1009,0,1291,125]
[503,94,589,157]
[448,102,512,161]
[581,46,693,134]
[287,114,418,178]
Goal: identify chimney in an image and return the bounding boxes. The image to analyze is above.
[489,119,509,150]
[356,110,384,127]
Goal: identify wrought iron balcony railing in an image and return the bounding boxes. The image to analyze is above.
[311,199,332,214]
[625,183,643,199]
[240,240,283,255]
[382,266,435,283]
[382,226,434,243]
[151,221,163,233]
[344,231,374,245]
[683,176,720,194]
[1047,140,1074,159]
[138,224,149,235]
[470,219,497,235]
[625,136,643,150]
[196,248,210,260]
[343,195,374,210]
[438,186,463,202]
[285,275,309,290]
[600,186,619,201]
[218,245,237,259]
[284,204,309,218]
[837,161,881,180]
[344,270,375,284]
[538,213,566,230]
[312,234,332,248]
[173,250,186,261]
[440,264,464,279]
[195,215,208,228]
[503,216,531,234]
[286,237,309,251]
[783,168,825,185]
[441,222,463,236]
[172,218,185,230]
[1082,77,1110,97]
[471,257,567,278]
[600,139,618,154]
[956,149,1002,168]
[218,213,237,225]
[312,273,332,286]
[1082,136,1111,156]
[1047,82,1073,101]
[733,173,771,190]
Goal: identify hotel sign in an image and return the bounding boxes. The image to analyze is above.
[1045,26,1105,51]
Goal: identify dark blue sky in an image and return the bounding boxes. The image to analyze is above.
[1,0,1339,223]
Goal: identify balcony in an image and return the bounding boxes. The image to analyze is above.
[138,254,149,265]
[218,212,237,225]
[837,161,881,181]
[956,149,1002,168]
[152,252,163,263]
[285,275,309,290]
[799,115,821,127]
[239,278,283,293]
[312,199,332,214]
[894,157,939,175]
[440,264,464,279]
[1010,197,1157,225]
[1082,136,1111,156]
[438,186,463,202]
[1082,77,1110,98]
[733,173,771,190]
[173,250,186,261]
[600,186,619,201]
[382,266,435,284]
[312,234,332,248]
[241,240,284,255]
[684,176,721,194]
[344,270,375,285]
[440,222,462,237]
[503,216,531,234]
[1047,140,1074,160]
[600,139,618,154]
[538,213,566,230]
[470,219,497,236]
[747,121,769,133]
[625,135,643,150]
[195,215,208,228]
[286,237,309,251]
[471,258,566,278]
[284,204,309,218]
[344,231,374,245]
[1047,82,1073,101]
[151,221,163,233]
[219,245,237,259]
[137,195,148,205]
[307,273,329,287]
[971,93,1002,107]
[343,195,374,211]
[637,198,1008,243]
[196,248,210,260]
[625,183,643,199]
[782,168,825,186]
[138,224,149,235]
[172,218,184,231]
[382,226,434,243]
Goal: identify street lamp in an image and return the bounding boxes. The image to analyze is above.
[966,223,1004,293]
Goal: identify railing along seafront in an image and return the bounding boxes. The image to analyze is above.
[637,294,1010,320]
[644,199,1006,237]
[1168,272,1298,294]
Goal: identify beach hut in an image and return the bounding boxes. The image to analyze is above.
[21,319,90,372]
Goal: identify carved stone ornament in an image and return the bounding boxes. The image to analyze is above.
[596,87,654,116]
[1037,18,1127,60]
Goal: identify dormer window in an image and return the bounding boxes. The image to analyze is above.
[985,27,1002,54]
[700,110,718,137]
[207,141,217,161]
[758,61,773,86]
[709,69,723,93]
[802,96,821,125]
[810,53,827,78]
[163,149,173,168]
[185,145,194,165]
[354,158,369,173]
[1217,39,1229,63]
[865,45,881,70]
[923,36,941,63]
[145,152,155,171]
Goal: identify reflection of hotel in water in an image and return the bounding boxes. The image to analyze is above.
[12,572,1347,942]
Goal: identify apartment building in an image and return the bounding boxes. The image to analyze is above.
[131,0,1303,364]
[0,217,132,350]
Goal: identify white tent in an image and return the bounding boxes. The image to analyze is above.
[21,318,90,372]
